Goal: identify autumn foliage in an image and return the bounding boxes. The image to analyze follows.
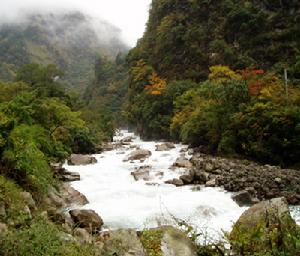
[144,73,167,95]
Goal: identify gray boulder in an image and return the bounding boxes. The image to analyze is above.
[232,190,253,206]
[230,197,299,254]
[69,209,103,233]
[73,228,93,244]
[173,157,193,168]
[165,178,184,187]
[101,229,146,256]
[68,154,97,165]
[124,149,152,161]
[156,142,175,151]
[131,169,151,181]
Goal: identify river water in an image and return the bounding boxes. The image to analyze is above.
[65,130,300,242]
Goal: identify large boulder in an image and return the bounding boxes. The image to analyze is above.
[156,142,175,151]
[69,209,103,234]
[101,229,146,256]
[180,173,194,184]
[131,166,151,181]
[230,197,299,255]
[68,154,97,165]
[62,185,89,206]
[123,149,152,162]
[173,157,193,168]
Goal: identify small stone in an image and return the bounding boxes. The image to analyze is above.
[74,228,92,244]
[232,190,253,206]
[205,179,216,187]
[0,222,8,233]
[274,177,282,184]
[165,178,184,187]
[20,192,36,210]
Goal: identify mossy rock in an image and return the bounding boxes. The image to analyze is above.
[230,197,300,255]
[140,226,197,256]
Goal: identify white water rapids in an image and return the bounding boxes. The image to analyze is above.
[65,130,300,242]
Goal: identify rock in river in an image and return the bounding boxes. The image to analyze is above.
[123,149,152,161]
[68,154,97,165]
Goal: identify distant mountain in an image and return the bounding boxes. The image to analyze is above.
[0,11,129,90]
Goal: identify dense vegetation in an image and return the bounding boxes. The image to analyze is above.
[84,53,129,130]
[126,0,300,166]
[0,64,114,195]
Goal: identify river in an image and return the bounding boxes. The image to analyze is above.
[64,130,300,242]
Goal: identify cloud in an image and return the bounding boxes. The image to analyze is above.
[0,0,152,46]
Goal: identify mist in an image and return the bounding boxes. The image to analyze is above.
[0,0,152,46]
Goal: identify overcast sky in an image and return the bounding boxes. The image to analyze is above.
[0,0,152,46]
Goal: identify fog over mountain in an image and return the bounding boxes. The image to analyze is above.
[0,0,151,46]
[0,10,129,89]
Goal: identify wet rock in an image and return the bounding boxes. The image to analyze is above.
[73,228,93,244]
[180,174,194,184]
[232,190,253,206]
[69,209,103,234]
[286,194,300,204]
[165,178,184,187]
[131,169,151,181]
[52,164,81,182]
[61,171,81,182]
[173,157,192,168]
[101,229,145,256]
[205,179,217,187]
[124,149,152,161]
[156,142,175,151]
[68,154,97,165]
[230,198,298,254]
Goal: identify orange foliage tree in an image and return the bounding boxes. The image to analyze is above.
[144,72,167,95]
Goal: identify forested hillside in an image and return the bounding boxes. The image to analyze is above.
[84,53,129,128]
[126,0,300,166]
[0,11,128,90]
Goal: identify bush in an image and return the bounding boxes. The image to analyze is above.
[0,218,97,256]
[0,175,30,226]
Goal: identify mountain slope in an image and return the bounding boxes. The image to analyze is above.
[0,11,128,90]
[128,0,300,82]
